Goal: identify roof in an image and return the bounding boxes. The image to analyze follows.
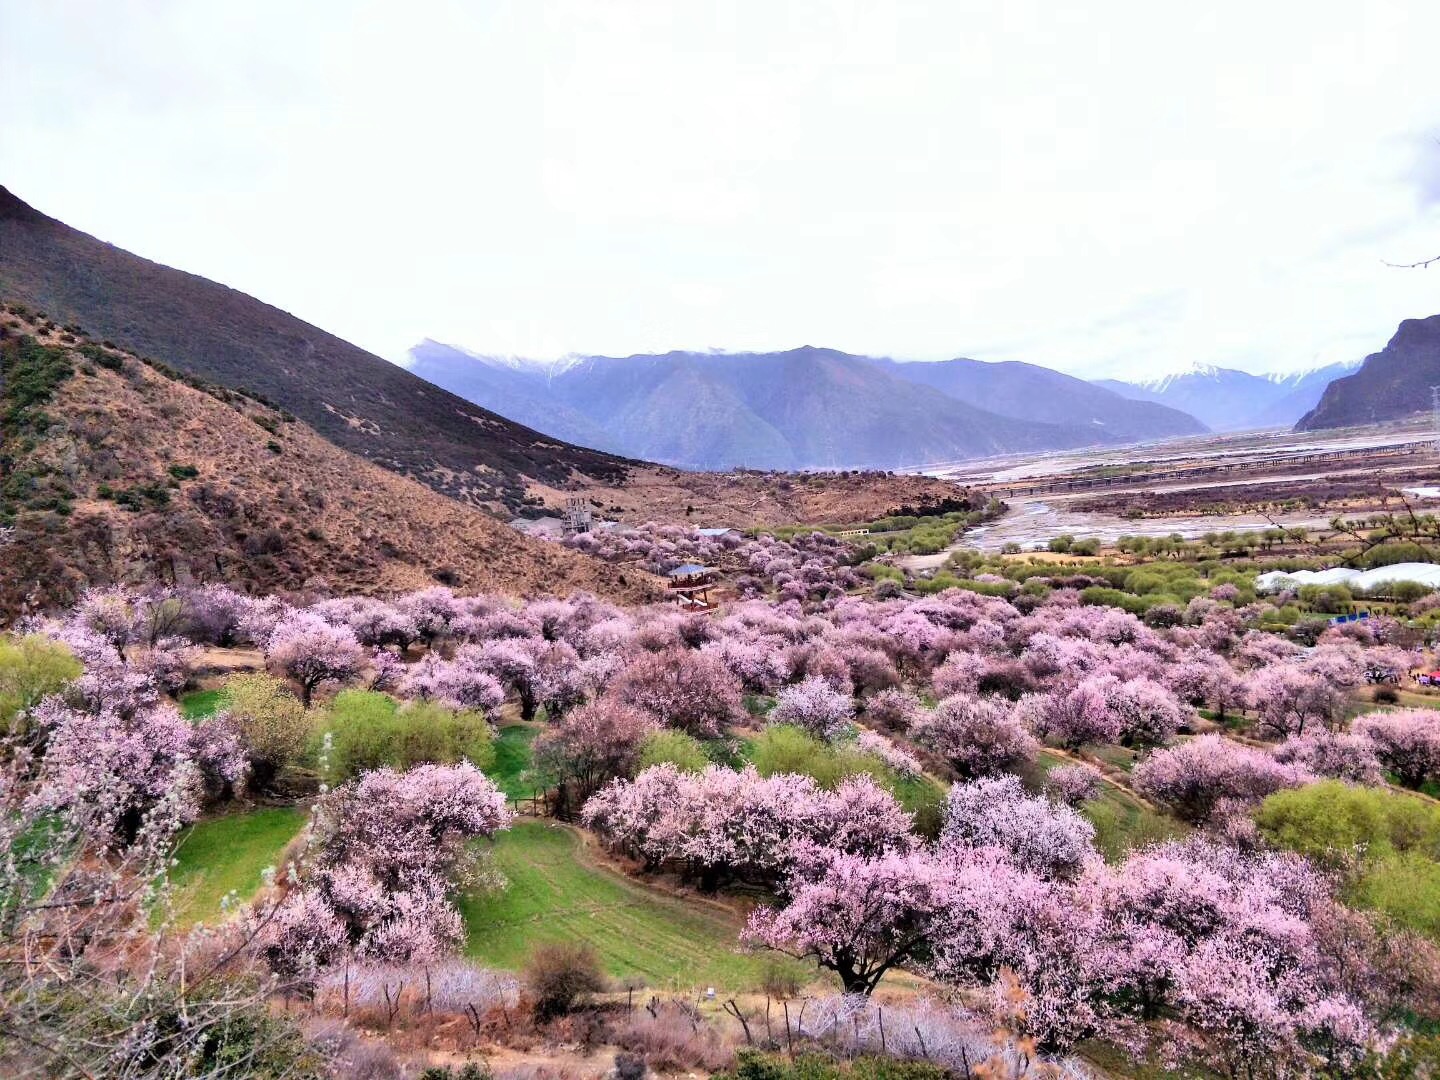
[668,563,715,577]
[1256,562,1440,592]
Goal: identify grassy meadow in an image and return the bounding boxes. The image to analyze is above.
[460,819,803,992]
[168,806,306,925]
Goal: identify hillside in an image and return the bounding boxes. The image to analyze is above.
[1297,314,1440,430]
[873,356,1207,442]
[0,310,661,619]
[1097,361,1356,431]
[0,186,632,512]
[409,343,1190,470]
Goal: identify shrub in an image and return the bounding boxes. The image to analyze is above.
[749,725,900,793]
[223,673,310,790]
[323,690,494,782]
[420,1065,493,1080]
[524,942,606,1018]
[717,1051,949,1079]
[1349,850,1440,939]
[0,633,81,737]
[1255,781,1440,867]
[636,729,711,774]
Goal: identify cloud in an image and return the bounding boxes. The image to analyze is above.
[3,0,1440,382]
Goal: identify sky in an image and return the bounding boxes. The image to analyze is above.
[3,1,1440,380]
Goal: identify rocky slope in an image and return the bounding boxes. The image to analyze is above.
[1296,315,1440,431]
[0,186,632,513]
[0,310,661,619]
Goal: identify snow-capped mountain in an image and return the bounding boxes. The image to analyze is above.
[1095,360,1359,431]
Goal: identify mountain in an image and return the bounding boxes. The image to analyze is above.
[405,340,621,453]
[0,312,659,619]
[872,357,1207,442]
[1297,315,1440,430]
[0,186,632,512]
[410,344,1204,471]
[1096,361,1358,431]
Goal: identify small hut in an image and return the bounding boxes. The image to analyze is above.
[666,563,719,611]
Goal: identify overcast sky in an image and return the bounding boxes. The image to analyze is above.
[4,1,1440,379]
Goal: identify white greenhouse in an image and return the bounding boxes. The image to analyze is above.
[1255,562,1440,594]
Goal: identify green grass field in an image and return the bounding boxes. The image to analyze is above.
[460,819,805,992]
[168,807,306,925]
[488,724,540,800]
[179,688,228,720]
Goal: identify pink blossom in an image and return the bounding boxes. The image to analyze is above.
[769,675,854,740]
[940,774,1096,880]
[912,696,1038,778]
[1351,709,1440,789]
[265,611,365,706]
[1045,763,1103,807]
[1274,729,1383,784]
[1131,734,1308,822]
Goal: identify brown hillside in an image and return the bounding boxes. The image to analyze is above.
[0,187,976,529]
[0,311,662,620]
[543,466,975,528]
[0,185,634,513]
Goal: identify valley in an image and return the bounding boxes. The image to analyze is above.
[5,157,1440,1080]
[901,419,1439,560]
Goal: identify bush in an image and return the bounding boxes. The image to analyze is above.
[1,633,82,737]
[1255,781,1440,867]
[637,729,710,774]
[224,673,310,790]
[323,691,494,782]
[420,1065,493,1080]
[524,942,606,1018]
[1349,850,1440,938]
[716,1051,949,1079]
[1258,781,1440,937]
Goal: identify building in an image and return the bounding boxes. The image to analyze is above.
[563,495,593,535]
[1256,562,1440,594]
[666,563,719,611]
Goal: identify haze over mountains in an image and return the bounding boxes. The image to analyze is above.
[408,343,1208,471]
[1095,362,1361,432]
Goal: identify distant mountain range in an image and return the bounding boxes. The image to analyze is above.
[1093,362,1359,432]
[1298,314,1440,431]
[408,343,1209,470]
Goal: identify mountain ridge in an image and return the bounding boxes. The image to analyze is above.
[1296,314,1440,431]
[0,185,635,513]
[409,343,1207,470]
[1096,361,1358,431]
